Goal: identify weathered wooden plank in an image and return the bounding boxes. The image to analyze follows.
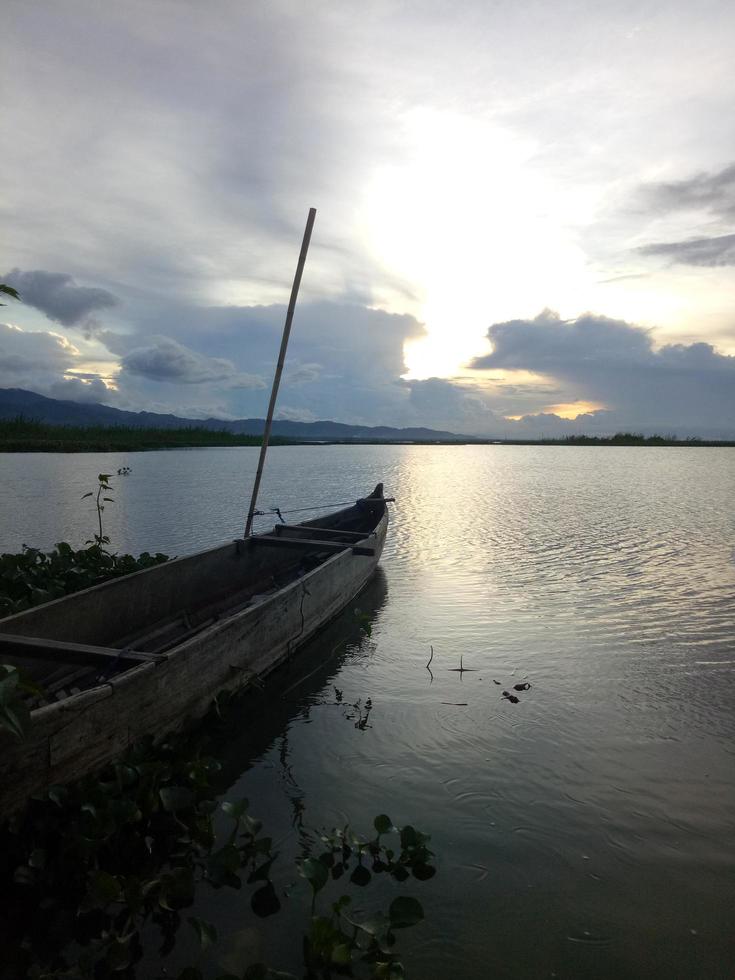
[275,524,374,539]
[253,537,375,556]
[0,633,163,667]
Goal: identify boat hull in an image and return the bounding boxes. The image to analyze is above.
[0,493,388,815]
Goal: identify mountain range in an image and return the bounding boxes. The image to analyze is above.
[0,388,467,442]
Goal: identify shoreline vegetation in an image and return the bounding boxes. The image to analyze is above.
[1,416,734,452]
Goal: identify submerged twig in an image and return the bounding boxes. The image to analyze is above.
[447,653,478,674]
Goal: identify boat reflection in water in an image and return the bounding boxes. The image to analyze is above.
[212,566,389,797]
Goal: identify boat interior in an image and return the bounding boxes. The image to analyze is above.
[0,489,387,708]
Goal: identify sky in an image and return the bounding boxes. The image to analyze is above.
[2,0,735,437]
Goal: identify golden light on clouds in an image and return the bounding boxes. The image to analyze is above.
[65,361,120,390]
[542,400,607,419]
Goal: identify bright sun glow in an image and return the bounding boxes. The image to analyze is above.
[541,400,607,419]
[360,108,597,379]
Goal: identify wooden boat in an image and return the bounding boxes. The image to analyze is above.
[0,484,389,815]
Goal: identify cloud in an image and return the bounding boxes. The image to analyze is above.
[2,269,118,326]
[640,162,735,220]
[637,233,735,267]
[274,405,317,422]
[472,309,652,371]
[47,376,115,403]
[0,322,77,380]
[285,363,322,386]
[401,377,500,433]
[634,163,735,268]
[124,300,426,425]
[119,337,266,388]
[470,310,735,435]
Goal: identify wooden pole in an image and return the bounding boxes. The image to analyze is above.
[244,207,317,537]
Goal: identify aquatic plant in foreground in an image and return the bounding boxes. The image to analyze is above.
[0,724,434,979]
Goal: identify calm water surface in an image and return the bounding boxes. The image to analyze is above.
[2,445,735,978]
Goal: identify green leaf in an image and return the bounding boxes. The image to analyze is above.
[178,970,204,980]
[300,857,328,894]
[331,943,352,966]
[205,843,243,888]
[400,825,418,848]
[242,967,297,980]
[247,855,277,884]
[412,862,436,880]
[350,863,371,887]
[251,880,281,918]
[106,936,133,971]
[159,866,195,910]
[47,785,69,807]
[211,842,241,873]
[0,668,31,739]
[0,284,20,300]
[159,785,194,812]
[377,964,405,979]
[389,896,424,929]
[80,870,122,912]
[188,916,218,951]
[374,814,393,835]
[221,798,249,821]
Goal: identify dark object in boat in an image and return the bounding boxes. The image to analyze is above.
[0,484,389,816]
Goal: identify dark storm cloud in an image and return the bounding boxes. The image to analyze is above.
[2,269,118,326]
[0,322,76,379]
[637,233,735,267]
[472,310,652,371]
[47,376,114,403]
[164,301,425,386]
[403,377,499,429]
[121,300,427,424]
[119,338,265,388]
[470,310,735,434]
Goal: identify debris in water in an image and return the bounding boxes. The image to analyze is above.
[447,654,478,674]
[502,691,520,704]
[513,682,531,691]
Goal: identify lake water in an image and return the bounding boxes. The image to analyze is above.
[2,445,735,978]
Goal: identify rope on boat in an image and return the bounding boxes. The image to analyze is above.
[252,495,394,518]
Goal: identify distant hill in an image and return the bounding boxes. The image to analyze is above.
[0,388,467,442]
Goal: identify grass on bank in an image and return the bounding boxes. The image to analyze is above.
[0,416,282,452]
